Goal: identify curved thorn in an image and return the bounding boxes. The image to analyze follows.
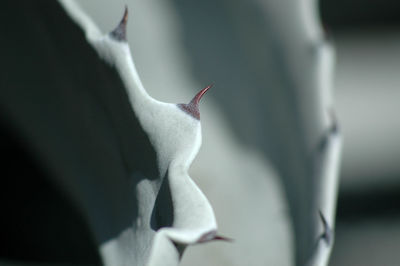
[213,235,234,242]
[177,84,213,120]
[197,230,233,243]
[189,83,213,106]
[110,6,128,41]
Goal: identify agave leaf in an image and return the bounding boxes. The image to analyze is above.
[60,1,224,265]
[0,0,341,265]
[67,0,342,265]
[1,0,220,265]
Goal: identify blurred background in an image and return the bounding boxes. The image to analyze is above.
[321,1,400,265]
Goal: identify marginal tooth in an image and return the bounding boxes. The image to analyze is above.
[319,210,332,245]
[197,230,233,243]
[110,6,128,42]
[213,235,234,242]
[177,84,213,120]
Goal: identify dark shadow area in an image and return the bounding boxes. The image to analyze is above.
[331,178,400,266]
[336,179,400,222]
[151,171,174,231]
[320,0,400,30]
[0,0,161,262]
[0,119,101,264]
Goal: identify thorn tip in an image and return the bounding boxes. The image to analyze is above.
[191,83,213,105]
[110,6,129,41]
[213,235,234,242]
[177,84,213,120]
[197,230,233,244]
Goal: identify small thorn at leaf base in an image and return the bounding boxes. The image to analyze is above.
[213,235,234,242]
[177,84,213,120]
[319,210,332,245]
[110,6,128,41]
[197,230,233,244]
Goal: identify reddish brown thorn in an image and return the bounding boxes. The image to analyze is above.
[197,230,233,243]
[190,84,213,106]
[177,84,213,120]
[110,6,128,42]
[213,235,234,242]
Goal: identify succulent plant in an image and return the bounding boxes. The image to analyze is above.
[0,0,342,265]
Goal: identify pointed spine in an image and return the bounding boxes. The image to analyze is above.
[110,6,128,42]
[178,84,213,120]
